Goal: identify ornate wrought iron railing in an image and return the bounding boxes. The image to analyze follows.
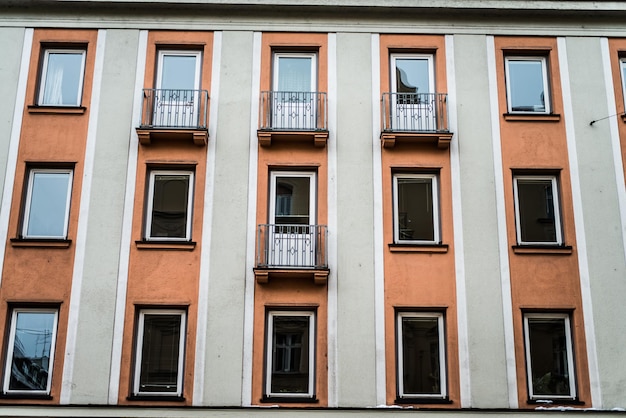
[256,224,328,269]
[382,92,449,132]
[259,91,327,131]
[140,88,209,129]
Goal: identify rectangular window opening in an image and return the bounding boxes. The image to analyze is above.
[524,313,576,400]
[396,312,447,399]
[505,56,550,114]
[3,308,59,395]
[513,174,562,246]
[38,49,86,107]
[145,170,194,241]
[393,173,440,244]
[132,309,186,397]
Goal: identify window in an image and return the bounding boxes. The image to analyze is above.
[132,309,186,397]
[3,308,59,395]
[505,56,550,113]
[271,52,317,130]
[393,173,440,244]
[620,58,626,108]
[524,313,576,400]
[153,50,202,127]
[145,170,194,241]
[265,311,315,399]
[513,175,562,245]
[38,49,86,106]
[22,168,73,239]
[396,312,446,399]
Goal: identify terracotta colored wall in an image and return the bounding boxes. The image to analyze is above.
[0,28,98,404]
[379,35,460,407]
[494,36,590,407]
[116,30,213,405]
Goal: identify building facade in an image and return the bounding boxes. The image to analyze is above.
[0,1,626,416]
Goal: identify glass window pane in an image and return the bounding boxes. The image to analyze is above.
[517,179,557,243]
[527,317,571,397]
[160,54,198,91]
[139,314,182,393]
[397,177,435,241]
[271,315,310,394]
[26,171,71,238]
[41,52,84,106]
[395,58,430,94]
[274,176,310,225]
[8,311,56,392]
[277,57,312,92]
[150,174,190,239]
[401,316,442,395]
[508,59,546,112]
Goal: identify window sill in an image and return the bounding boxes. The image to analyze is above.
[135,240,196,251]
[503,113,561,122]
[394,397,452,404]
[389,243,448,253]
[261,396,318,403]
[127,395,185,402]
[0,393,53,400]
[527,398,584,405]
[512,245,572,255]
[10,238,71,248]
[27,105,86,114]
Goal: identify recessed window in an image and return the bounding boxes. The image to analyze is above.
[620,58,626,109]
[505,56,550,113]
[393,173,440,244]
[524,313,576,400]
[132,309,186,397]
[38,49,86,106]
[3,308,59,395]
[22,168,73,239]
[513,175,562,245]
[396,312,446,399]
[265,311,315,399]
[271,52,317,130]
[145,170,194,241]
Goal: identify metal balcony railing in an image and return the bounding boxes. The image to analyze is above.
[140,88,209,129]
[259,91,327,131]
[382,92,449,133]
[256,224,328,269]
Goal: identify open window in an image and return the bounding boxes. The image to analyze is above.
[396,312,447,400]
[505,56,550,114]
[145,170,194,241]
[21,168,73,240]
[38,49,86,107]
[513,175,562,246]
[132,309,186,397]
[524,313,576,400]
[3,308,59,395]
[393,173,440,245]
[265,310,316,400]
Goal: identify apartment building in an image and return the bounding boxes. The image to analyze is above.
[0,1,625,416]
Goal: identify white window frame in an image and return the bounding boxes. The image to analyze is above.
[132,309,186,397]
[390,54,435,94]
[513,175,563,246]
[523,313,576,400]
[145,170,194,241]
[396,312,447,399]
[3,308,59,395]
[156,50,202,91]
[272,52,317,93]
[505,56,550,114]
[393,173,440,244]
[22,168,73,239]
[38,49,86,106]
[269,171,316,226]
[620,58,626,109]
[265,310,316,399]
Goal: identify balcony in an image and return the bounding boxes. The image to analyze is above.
[381,92,452,149]
[136,88,209,146]
[254,224,329,285]
[258,91,329,147]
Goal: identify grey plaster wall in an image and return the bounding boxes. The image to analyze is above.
[564,36,626,409]
[334,32,377,407]
[69,29,139,404]
[453,34,511,407]
[0,28,24,207]
[201,30,251,406]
